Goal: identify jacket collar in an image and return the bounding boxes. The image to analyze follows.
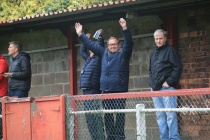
[156,42,168,50]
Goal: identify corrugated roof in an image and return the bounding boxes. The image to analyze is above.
[0,0,137,25]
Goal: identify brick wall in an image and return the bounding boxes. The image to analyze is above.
[177,7,210,139]
[178,8,210,89]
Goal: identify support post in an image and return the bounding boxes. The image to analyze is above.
[136,104,146,140]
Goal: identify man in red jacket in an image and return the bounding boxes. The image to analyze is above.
[0,54,9,139]
[0,54,9,97]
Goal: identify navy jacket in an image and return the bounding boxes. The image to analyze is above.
[149,43,182,91]
[79,29,133,92]
[80,37,104,92]
[9,52,31,91]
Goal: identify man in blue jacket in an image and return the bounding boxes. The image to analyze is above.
[3,41,31,98]
[80,32,105,140]
[75,18,133,140]
[149,29,182,140]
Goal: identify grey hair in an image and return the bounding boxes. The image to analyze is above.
[154,29,167,37]
[9,41,22,51]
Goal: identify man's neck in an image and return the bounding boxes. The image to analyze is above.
[12,52,19,58]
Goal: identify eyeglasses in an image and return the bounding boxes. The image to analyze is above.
[108,43,119,46]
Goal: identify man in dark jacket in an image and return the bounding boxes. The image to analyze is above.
[149,29,182,140]
[3,41,31,98]
[80,32,105,140]
[75,18,133,140]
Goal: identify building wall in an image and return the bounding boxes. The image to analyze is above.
[177,7,210,139]
[178,8,210,89]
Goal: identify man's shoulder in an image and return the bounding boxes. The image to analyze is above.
[165,44,178,53]
[19,52,31,60]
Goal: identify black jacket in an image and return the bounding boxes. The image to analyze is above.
[79,37,104,92]
[149,43,182,90]
[9,52,31,91]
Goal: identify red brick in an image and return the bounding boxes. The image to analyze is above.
[179,32,189,38]
[190,31,198,37]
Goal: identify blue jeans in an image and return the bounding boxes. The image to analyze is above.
[102,99,126,140]
[83,89,105,140]
[152,87,181,140]
[9,89,28,98]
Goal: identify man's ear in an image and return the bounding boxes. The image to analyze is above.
[14,47,19,53]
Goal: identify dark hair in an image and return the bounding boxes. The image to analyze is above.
[9,41,22,51]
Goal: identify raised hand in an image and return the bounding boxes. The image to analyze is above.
[75,22,83,36]
[119,18,127,30]
[98,29,103,36]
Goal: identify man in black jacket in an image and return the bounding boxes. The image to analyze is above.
[3,41,31,98]
[80,32,105,140]
[149,29,182,140]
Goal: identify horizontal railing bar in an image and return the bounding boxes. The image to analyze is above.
[70,109,136,114]
[69,107,210,115]
[68,88,210,101]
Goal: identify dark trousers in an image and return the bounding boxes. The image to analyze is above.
[83,89,105,140]
[102,92,126,140]
[9,89,28,98]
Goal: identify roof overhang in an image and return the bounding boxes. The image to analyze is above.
[0,0,210,35]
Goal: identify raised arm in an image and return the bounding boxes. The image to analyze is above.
[96,29,105,48]
[119,18,134,58]
[80,33,91,60]
[75,22,105,56]
[119,18,127,30]
[75,22,83,36]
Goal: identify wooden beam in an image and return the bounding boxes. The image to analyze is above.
[67,26,77,96]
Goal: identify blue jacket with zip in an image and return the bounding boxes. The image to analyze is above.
[79,29,133,92]
[79,37,104,92]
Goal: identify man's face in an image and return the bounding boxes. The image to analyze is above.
[8,44,18,57]
[107,38,120,53]
[154,32,166,48]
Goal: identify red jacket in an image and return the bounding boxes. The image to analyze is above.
[0,55,9,96]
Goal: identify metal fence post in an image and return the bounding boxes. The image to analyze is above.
[69,108,74,140]
[136,104,146,140]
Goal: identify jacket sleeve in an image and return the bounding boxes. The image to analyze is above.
[97,37,105,48]
[12,56,31,80]
[79,33,105,56]
[166,48,182,86]
[0,59,8,82]
[121,29,134,58]
[80,44,89,60]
